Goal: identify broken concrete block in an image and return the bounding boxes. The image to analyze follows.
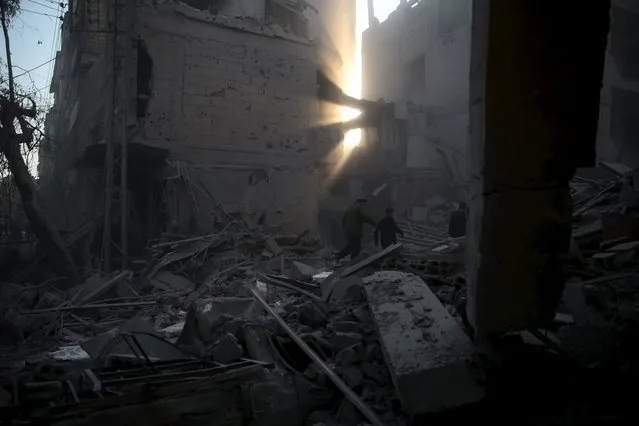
[212,333,243,363]
[363,271,484,414]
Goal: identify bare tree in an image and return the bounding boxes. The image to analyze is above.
[0,0,79,285]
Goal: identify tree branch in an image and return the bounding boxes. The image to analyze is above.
[1,3,15,102]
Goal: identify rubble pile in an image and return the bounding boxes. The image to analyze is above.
[9,161,639,424]
[1,220,445,425]
[557,162,639,372]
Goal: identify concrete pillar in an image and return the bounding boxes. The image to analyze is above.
[466,0,611,338]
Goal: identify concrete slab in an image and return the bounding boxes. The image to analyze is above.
[362,271,484,414]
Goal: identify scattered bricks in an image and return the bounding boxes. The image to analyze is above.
[212,332,243,363]
[363,271,485,414]
[329,332,363,351]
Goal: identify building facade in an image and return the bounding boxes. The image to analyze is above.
[39,0,355,260]
[362,0,472,159]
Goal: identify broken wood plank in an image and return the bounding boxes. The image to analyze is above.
[23,301,156,314]
[77,270,132,305]
[261,273,320,292]
[341,243,402,278]
[258,274,322,301]
[151,234,217,249]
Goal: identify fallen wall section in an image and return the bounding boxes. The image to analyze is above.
[362,271,483,414]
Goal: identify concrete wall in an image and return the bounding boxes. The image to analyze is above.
[362,0,472,156]
[134,2,329,233]
[596,1,639,167]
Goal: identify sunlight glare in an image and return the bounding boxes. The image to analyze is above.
[342,106,362,148]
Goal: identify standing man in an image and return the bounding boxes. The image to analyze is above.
[335,198,376,261]
[374,207,404,249]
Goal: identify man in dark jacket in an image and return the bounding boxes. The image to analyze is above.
[375,207,404,249]
[448,202,468,238]
[335,199,376,261]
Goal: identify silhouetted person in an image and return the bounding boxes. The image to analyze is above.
[336,199,376,261]
[448,202,468,238]
[375,207,404,249]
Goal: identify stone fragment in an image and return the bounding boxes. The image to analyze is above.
[212,333,243,363]
[363,271,485,414]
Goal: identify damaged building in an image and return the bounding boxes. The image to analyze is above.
[362,0,471,172]
[4,0,639,424]
[317,0,473,247]
[39,0,356,265]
